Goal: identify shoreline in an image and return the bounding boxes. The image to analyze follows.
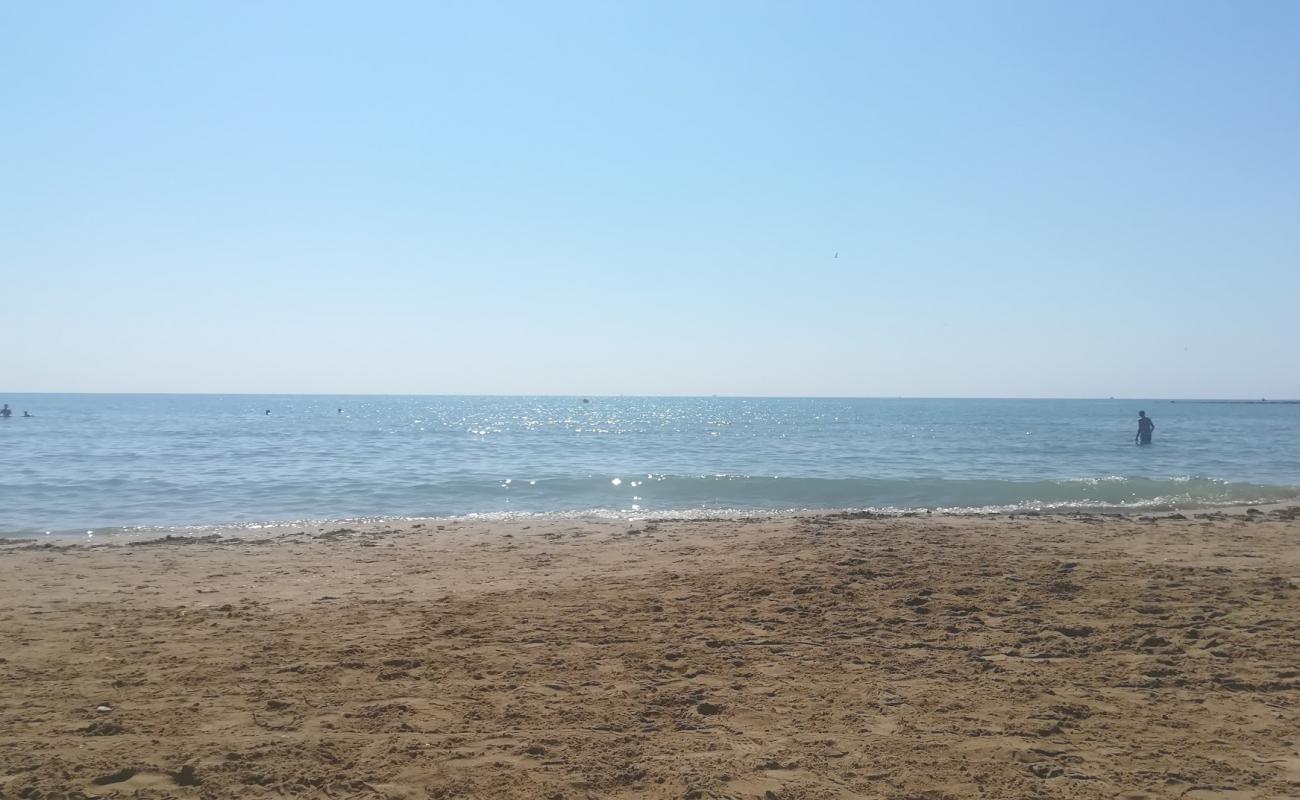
[5,500,1300,545]
[3,509,1299,798]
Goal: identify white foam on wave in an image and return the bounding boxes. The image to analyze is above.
[12,475,1300,541]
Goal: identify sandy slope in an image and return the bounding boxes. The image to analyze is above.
[1,509,1298,799]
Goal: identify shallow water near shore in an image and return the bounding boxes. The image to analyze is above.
[2,394,1298,536]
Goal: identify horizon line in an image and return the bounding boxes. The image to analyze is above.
[2,391,1297,403]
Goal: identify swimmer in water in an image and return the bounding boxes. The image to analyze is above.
[1136,410,1155,445]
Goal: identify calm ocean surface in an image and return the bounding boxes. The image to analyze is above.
[2,395,1299,537]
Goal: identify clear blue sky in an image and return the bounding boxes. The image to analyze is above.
[3,1,1298,398]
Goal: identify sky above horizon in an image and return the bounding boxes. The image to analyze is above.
[3,1,1298,399]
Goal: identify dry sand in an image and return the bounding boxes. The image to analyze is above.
[1,509,1298,799]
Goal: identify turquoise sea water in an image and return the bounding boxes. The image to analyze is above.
[1,395,1298,537]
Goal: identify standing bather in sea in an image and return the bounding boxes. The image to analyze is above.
[1136,410,1155,445]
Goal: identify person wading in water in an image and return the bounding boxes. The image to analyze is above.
[1136,410,1155,445]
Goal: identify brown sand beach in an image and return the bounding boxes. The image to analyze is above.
[1,509,1298,799]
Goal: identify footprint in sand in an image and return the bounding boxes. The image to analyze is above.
[91,765,200,789]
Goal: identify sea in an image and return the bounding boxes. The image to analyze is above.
[2,394,1299,539]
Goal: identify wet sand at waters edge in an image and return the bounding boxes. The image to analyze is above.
[1,509,1298,799]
